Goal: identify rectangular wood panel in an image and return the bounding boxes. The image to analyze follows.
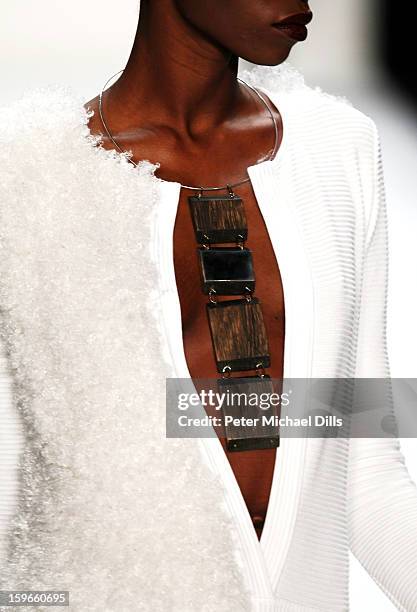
[207,298,270,372]
[189,194,248,244]
[217,376,280,451]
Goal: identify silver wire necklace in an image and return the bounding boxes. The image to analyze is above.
[98,68,279,192]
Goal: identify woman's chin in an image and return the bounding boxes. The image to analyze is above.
[239,47,292,67]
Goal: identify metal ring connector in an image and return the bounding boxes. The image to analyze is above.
[244,287,253,302]
[222,365,232,379]
[256,362,266,378]
[208,288,217,304]
[227,184,235,198]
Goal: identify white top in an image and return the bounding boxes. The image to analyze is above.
[0,63,416,611]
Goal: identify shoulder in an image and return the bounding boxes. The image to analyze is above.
[0,86,103,221]
[0,85,156,182]
[0,85,91,139]
[242,64,384,241]
[0,85,97,194]
[0,85,158,228]
[241,62,379,157]
[0,87,89,226]
[0,85,95,163]
[0,85,149,195]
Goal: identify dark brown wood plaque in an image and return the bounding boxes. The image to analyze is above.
[207,298,270,372]
[188,194,248,244]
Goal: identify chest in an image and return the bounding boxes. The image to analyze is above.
[172,181,286,535]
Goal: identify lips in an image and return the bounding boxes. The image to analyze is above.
[272,11,313,42]
[273,23,308,42]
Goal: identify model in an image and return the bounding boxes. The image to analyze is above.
[0,0,416,610]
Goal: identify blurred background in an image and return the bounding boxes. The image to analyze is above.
[1,1,416,609]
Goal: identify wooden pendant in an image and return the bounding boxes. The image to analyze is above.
[188,194,248,244]
[198,247,255,295]
[207,298,270,373]
[217,375,280,452]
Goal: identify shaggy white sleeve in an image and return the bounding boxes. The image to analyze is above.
[347,121,417,611]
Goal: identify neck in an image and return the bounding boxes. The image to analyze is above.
[106,0,243,136]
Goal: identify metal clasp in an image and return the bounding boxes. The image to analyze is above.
[244,287,253,302]
[222,365,232,379]
[208,288,218,304]
[256,362,266,378]
[202,234,211,250]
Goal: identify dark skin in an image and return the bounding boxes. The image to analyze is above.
[85,0,312,539]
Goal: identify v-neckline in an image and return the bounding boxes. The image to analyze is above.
[153,83,288,551]
[152,87,314,598]
[155,180,279,599]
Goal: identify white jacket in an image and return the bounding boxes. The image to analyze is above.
[0,64,416,612]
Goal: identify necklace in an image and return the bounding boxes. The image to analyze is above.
[98,69,279,191]
[98,68,281,452]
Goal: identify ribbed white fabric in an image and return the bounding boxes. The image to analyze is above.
[0,354,24,564]
[0,64,417,611]
[149,77,417,611]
